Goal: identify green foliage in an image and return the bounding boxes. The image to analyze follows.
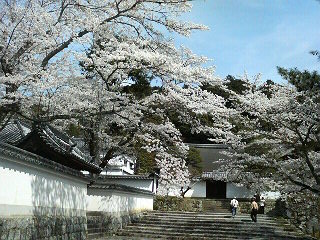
[186,147,203,177]
[203,75,249,110]
[66,123,82,137]
[145,113,163,125]
[142,74,251,144]
[123,69,153,99]
[203,75,249,97]
[258,79,276,99]
[135,143,156,174]
[277,67,320,92]
[203,83,230,99]
[225,75,250,94]
[166,110,212,143]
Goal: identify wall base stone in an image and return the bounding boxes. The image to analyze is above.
[0,215,87,240]
[86,211,143,237]
[153,196,202,212]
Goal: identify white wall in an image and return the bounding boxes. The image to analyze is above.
[0,151,88,216]
[0,145,154,219]
[104,169,126,175]
[226,183,253,199]
[171,180,279,199]
[184,181,252,199]
[87,188,153,214]
[184,181,206,198]
[101,178,154,192]
[226,183,280,199]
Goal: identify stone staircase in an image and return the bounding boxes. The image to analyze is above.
[202,199,231,213]
[113,211,313,240]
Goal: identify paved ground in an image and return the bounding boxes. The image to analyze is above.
[94,237,150,240]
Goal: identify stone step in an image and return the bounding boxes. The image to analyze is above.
[129,222,297,232]
[117,233,234,240]
[136,219,290,229]
[147,211,281,219]
[116,233,305,240]
[144,214,286,222]
[149,211,272,216]
[149,211,273,216]
[123,225,300,236]
[91,236,156,240]
[139,216,289,225]
[90,211,312,240]
[117,228,308,240]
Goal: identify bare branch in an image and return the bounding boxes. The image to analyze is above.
[41,0,143,68]
[287,175,320,195]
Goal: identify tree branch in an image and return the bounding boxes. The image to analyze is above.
[14,108,117,122]
[294,125,320,185]
[41,0,143,68]
[41,30,89,68]
[287,175,320,195]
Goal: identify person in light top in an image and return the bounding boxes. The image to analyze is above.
[230,197,239,218]
[259,197,266,214]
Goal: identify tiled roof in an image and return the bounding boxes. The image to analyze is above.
[97,174,154,180]
[88,183,154,195]
[0,142,90,180]
[35,124,101,173]
[0,121,31,144]
[72,138,89,154]
[0,120,102,173]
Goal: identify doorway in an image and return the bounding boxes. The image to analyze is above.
[206,180,226,199]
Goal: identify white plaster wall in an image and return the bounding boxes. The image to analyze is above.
[226,183,280,199]
[104,169,134,175]
[0,155,88,216]
[184,181,206,198]
[101,179,154,192]
[226,183,253,199]
[87,188,153,213]
[103,169,125,175]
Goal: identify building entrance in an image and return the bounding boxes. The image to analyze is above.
[206,180,226,199]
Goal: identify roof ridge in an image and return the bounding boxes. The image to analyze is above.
[89,182,153,195]
[36,125,101,172]
[0,142,89,179]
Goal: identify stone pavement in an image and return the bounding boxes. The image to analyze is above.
[112,211,314,240]
[94,237,152,240]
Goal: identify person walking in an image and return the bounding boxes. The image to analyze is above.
[230,197,239,218]
[251,198,258,222]
[260,197,266,214]
[254,192,261,202]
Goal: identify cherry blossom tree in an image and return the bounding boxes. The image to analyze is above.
[0,0,237,195]
[224,74,320,197]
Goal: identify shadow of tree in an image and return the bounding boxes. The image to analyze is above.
[30,171,87,239]
[87,188,152,236]
[0,155,88,239]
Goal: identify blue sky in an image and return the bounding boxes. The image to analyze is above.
[174,0,320,83]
